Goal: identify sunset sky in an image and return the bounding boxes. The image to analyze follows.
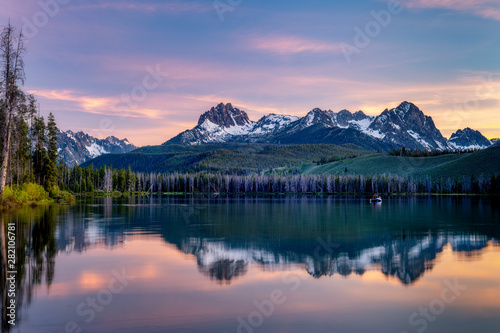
[2,0,499,146]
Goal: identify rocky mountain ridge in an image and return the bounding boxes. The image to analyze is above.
[166,102,492,151]
[57,129,137,166]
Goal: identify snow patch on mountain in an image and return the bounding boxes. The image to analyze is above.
[348,118,373,132]
[364,128,386,139]
[250,114,300,136]
[407,130,433,149]
[86,142,108,158]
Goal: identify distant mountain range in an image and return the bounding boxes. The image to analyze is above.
[70,101,498,169]
[166,102,495,151]
[57,130,137,166]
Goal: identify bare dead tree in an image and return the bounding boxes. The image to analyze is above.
[0,23,25,199]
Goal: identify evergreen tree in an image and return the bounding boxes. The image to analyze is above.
[11,100,30,185]
[32,116,47,185]
[46,112,58,188]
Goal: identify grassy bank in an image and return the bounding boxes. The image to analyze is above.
[73,190,150,197]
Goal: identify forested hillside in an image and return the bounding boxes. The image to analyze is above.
[82,143,368,174]
[305,145,500,179]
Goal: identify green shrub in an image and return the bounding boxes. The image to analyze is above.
[2,183,46,208]
[4,186,14,200]
[13,187,29,202]
[49,185,75,203]
[21,183,47,201]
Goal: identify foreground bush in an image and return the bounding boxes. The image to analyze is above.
[1,183,48,208]
[22,183,48,201]
[48,186,76,204]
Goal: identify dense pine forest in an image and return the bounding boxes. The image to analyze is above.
[59,164,500,195]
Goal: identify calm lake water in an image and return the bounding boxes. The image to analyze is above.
[2,196,500,333]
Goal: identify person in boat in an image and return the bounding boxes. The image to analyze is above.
[373,194,376,199]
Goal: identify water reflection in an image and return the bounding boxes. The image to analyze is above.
[1,206,61,332]
[180,233,492,285]
[1,195,499,332]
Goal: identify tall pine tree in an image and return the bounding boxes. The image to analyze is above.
[32,116,46,185]
[46,112,58,188]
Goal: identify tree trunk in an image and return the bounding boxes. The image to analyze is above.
[0,211,6,286]
[1,26,23,200]
[0,109,12,199]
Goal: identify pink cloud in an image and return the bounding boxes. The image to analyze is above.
[248,35,342,55]
[404,0,500,20]
[30,89,163,119]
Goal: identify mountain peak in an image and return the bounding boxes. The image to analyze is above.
[454,127,475,135]
[353,110,367,118]
[338,109,352,116]
[304,108,336,127]
[400,101,413,108]
[392,101,420,118]
[448,128,492,150]
[197,102,251,128]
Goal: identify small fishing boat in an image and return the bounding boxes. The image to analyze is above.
[370,198,382,203]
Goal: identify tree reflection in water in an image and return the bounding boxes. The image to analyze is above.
[1,205,60,333]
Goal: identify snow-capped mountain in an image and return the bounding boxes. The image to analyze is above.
[448,128,492,150]
[248,113,300,138]
[165,101,490,151]
[284,108,375,134]
[57,130,137,166]
[168,103,297,145]
[367,102,448,150]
